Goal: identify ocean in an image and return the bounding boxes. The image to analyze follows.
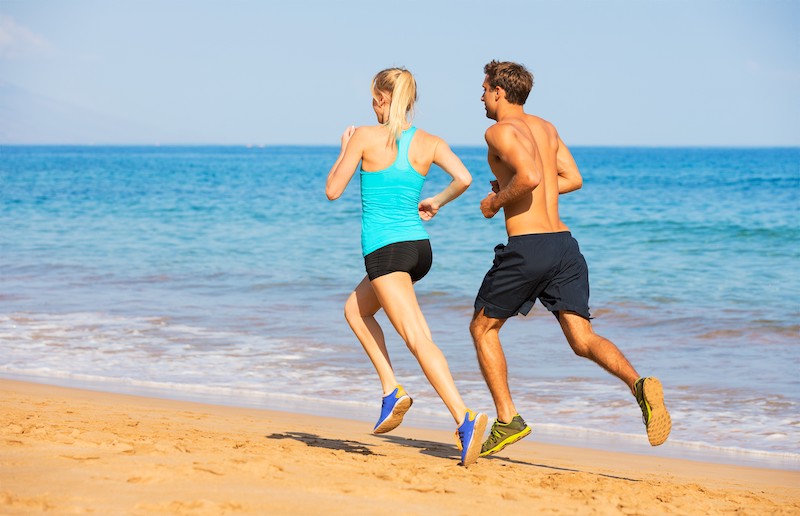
[1,145,798,470]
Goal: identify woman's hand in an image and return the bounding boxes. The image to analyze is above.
[341,125,356,148]
[418,197,440,221]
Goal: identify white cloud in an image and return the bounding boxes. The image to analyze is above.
[0,14,52,59]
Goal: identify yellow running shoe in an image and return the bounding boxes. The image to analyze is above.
[480,414,531,457]
[634,377,672,446]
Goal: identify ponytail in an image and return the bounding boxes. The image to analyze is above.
[372,68,417,147]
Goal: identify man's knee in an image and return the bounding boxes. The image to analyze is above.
[558,311,596,357]
[470,309,502,343]
[469,311,486,340]
[569,338,592,358]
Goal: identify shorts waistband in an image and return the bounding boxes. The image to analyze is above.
[508,231,572,242]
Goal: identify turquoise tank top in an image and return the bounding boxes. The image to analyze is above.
[360,126,429,256]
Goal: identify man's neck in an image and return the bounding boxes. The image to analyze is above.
[495,103,526,122]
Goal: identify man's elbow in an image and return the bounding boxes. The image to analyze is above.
[526,171,542,190]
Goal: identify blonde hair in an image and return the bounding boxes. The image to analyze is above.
[371,67,417,147]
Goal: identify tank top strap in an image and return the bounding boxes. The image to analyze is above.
[394,126,417,170]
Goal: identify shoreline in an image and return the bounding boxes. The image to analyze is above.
[3,372,798,472]
[2,378,799,514]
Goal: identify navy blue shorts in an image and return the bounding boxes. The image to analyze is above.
[365,239,432,282]
[474,232,591,320]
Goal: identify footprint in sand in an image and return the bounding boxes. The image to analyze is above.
[59,455,100,461]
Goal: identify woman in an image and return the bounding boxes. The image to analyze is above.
[326,67,487,466]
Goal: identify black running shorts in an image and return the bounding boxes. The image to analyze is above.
[474,232,591,320]
[365,239,433,282]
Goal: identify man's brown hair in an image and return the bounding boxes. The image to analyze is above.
[484,60,534,106]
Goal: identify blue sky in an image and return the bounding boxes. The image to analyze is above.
[1,0,798,146]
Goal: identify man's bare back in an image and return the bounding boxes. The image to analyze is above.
[480,78,582,237]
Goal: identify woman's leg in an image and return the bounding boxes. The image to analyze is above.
[344,275,397,394]
[370,271,467,424]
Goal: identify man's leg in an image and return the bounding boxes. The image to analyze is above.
[557,311,639,393]
[469,308,516,422]
[470,308,532,456]
[558,311,671,445]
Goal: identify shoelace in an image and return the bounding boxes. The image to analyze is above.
[484,426,503,445]
[378,396,392,419]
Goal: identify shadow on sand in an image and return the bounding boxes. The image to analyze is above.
[374,434,640,481]
[266,432,381,456]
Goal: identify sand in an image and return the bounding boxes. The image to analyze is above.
[1,379,798,515]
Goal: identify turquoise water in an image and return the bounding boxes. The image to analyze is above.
[1,145,798,469]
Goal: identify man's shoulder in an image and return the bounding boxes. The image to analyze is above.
[484,122,518,148]
[524,114,560,149]
[485,120,518,137]
[525,113,557,133]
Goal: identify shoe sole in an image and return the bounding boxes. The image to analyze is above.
[373,396,412,434]
[643,378,671,446]
[461,412,488,467]
[480,425,532,457]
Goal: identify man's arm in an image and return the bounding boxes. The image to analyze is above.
[556,135,582,194]
[480,124,542,218]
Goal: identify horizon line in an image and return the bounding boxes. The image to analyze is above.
[1,143,798,150]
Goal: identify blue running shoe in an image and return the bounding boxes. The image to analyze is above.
[456,409,488,467]
[373,385,412,434]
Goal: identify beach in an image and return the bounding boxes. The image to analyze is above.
[1,378,798,515]
[1,145,798,513]
[2,146,798,464]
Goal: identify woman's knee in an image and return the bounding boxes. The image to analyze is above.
[343,293,361,324]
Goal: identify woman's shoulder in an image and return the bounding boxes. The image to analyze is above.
[353,125,391,144]
[354,124,384,135]
[410,127,445,148]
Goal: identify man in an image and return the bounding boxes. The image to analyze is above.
[470,60,671,457]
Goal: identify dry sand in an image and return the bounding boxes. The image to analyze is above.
[1,378,798,515]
